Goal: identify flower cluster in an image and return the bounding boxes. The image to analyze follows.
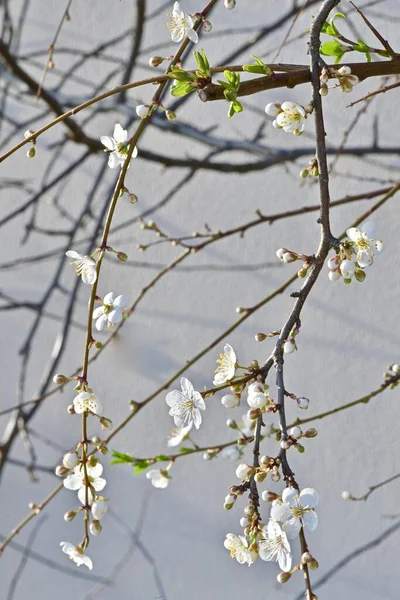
[224,487,319,575]
[319,65,359,96]
[92,292,128,331]
[327,221,383,282]
[167,2,198,44]
[265,101,309,136]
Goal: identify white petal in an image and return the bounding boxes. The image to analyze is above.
[346,227,361,242]
[224,343,236,364]
[92,306,105,320]
[103,292,115,305]
[361,221,376,238]
[108,307,123,324]
[300,487,319,509]
[303,510,318,531]
[180,377,194,398]
[78,485,95,505]
[92,476,106,492]
[270,502,291,522]
[166,389,186,409]
[81,266,97,285]
[87,463,103,478]
[108,152,120,169]
[282,518,301,539]
[100,136,116,151]
[95,314,108,331]
[131,145,138,158]
[113,123,128,143]
[192,409,202,430]
[187,28,199,43]
[173,2,182,17]
[171,29,183,43]
[282,487,298,505]
[113,295,128,308]
[63,473,82,491]
[278,547,292,572]
[267,519,282,537]
[66,250,81,259]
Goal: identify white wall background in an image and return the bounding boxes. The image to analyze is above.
[1,1,400,599]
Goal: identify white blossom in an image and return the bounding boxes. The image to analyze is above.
[270,487,319,539]
[63,462,106,505]
[100,123,138,169]
[92,292,128,331]
[258,520,292,572]
[213,343,237,386]
[91,498,108,520]
[221,446,241,461]
[166,377,205,429]
[167,2,198,44]
[224,533,257,566]
[65,251,96,285]
[167,424,192,447]
[272,101,306,135]
[221,393,240,408]
[337,66,359,93]
[73,391,102,415]
[60,542,93,570]
[346,221,383,266]
[146,468,170,489]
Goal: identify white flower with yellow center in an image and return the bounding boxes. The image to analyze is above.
[60,542,93,570]
[63,462,106,505]
[337,66,359,93]
[167,423,192,447]
[65,251,97,285]
[346,221,383,268]
[270,487,319,539]
[224,533,257,566]
[213,343,237,385]
[92,292,128,331]
[258,520,292,572]
[166,377,205,429]
[73,391,102,415]
[167,2,198,44]
[100,123,138,169]
[146,468,170,489]
[273,101,306,135]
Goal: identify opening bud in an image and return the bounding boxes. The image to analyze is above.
[89,520,102,536]
[277,571,291,583]
[64,510,77,522]
[255,332,267,342]
[305,428,318,438]
[53,373,68,385]
[117,251,128,262]
[149,56,164,68]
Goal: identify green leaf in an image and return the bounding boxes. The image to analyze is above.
[320,41,346,56]
[243,55,272,75]
[179,447,194,454]
[110,450,135,465]
[134,463,150,475]
[170,81,196,97]
[232,99,243,113]
[169,66,195,82]
[155,454,171,462]
[224,89,237,102]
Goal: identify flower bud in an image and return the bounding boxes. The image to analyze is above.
[319,83,328,96]
[24,129,35,139]
[202,20,212,32]
[90,520,102,536]
[221,393,240,409]
[149,56,164,68]
[100,417,113,430]
[327,255,340,270]
[64,510,76,522]
[277,571,291,583]
[91,498,108,520]
[53,373,68,384]
[255,332,267,342]
[224,494,236,509]
[99,443,108,455]
[283,340,296,354]
[224,0,236,8]
[247,392,267,409]
[300,169,309,178]
[248,408,261,420]
[354,269,366,283]
[27,147,36,158]
[276,248,286,260]
[136,104,149,119]
[296,443,305,453]
[392,364,400,374]
[283,252,297,264]
[55,465,69,477]
[289,426,302,439]
[129,192,138,204]
[265,102,281,117]
[309,559,319,570]
[298,266,308,278]
[328,269,341,282]
[338,65,351,76]
[302,552,313,563]
[319,68,329,83]
[248,382,264,395]
[297,396,309,409]
[67,404,75,415]
[280,439,291,450]
[255,470,267,483]
[166,110,176,121]
[235,463,253,480]
[305,428,318,438]
[341,490,351,500]
[63,451,79,469]
[117,251,128,262]
[226,418,237,429]
[261,490,278,502]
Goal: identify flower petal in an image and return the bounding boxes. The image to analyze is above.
[100,136,116,151]
[65,250,81,259]
[63,473,82,491]
[108,307,123,324]
[187,28,199,43]
[346,227,361,242]
[361,221,376,238]
[103,292,115,306]
[108,152,120,169]
[300,487,319,509]
[180,377,194,398]
[303,510,318,531]
[282,487,298,505]
[270,502,291,522]
[95,314,108,331]
[92,306,105,319]
[113,295,128,308]
[113,123,128,143]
